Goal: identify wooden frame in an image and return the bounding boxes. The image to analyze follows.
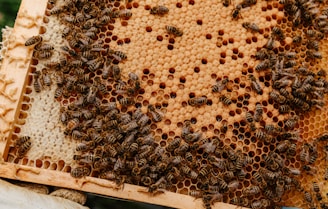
[0,1,245,208]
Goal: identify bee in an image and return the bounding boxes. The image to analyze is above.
[35,50,52,59]
[242,185,260,197]
[304,191,313,204]
[118,9,132,18]
[302,165,317,175]
[75,141,95,152]
[242,22,260,32]
[54,87,63,99]
[189,190,202,199]
[306,50,322,59]
[278,104,290,114]
[255,129,267,141]
[254,103,263,122]
[312,182,321,200]
[276,140,291,153]
[251,199,271,209]
[165,25,183,37]
[147,104,164,122]
[15,136,31,147]
[111,65,121,80]
[232,4,242,20]
[17,140,32,158]
[199,166,210,177]
[325,168,328,180]
[220,120,228,133]
[284,116,298,129]
[25,35,42,46]
[35,43,54,51]
[292,35,302,44]
[185,152,193,162]
[230,197,249,207]
[269,91,286,104]
[150,5,169,15]
[33,71,42,93]
[86,85,98,103]
[166,137,181,152]
[271,26,285,40]
[138,146,153,158]
[212,78,228,92]
[220,95,232,105]
[249,75,262,94]
[113,51,127,61]
[41,68,51,87]
[307,40,319,51]
[62,27,71,38]
[255,48,268,60]
[255,59,270,71]
[73,154,97,164]
[174,142,189,155]
[266,35,275,50]
[188,96,207,107]
[245,111,253,123]
[70,167,90,178]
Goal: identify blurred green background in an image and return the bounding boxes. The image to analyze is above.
[0,0,172,208]
[0,0,21,41]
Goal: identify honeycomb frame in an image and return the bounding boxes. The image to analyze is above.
[0,1,244,208]
[2,0,328,209]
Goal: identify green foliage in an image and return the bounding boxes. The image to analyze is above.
[0,0,21,41]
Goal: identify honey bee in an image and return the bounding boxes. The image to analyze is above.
[306,50,322,59]
[292,35,302,44]
[251,199,271,209]
[54,87,63,99]
[165,25,183,37]
[113,51,127,61]
[17,140,32,158]
[241,185,260,197]
[230,197,249,207]
[254,103,263,122]
[271,26,285,40]
[188,96,207,107]
[76,141,95,152]
[242,22,260,32]
[15,136,31,147]
[304,191,313,204]
[112,65,121,80]
[150,5,169,15]
[86,85,98,103]
[279,104,290,114]
[147,104,164,122]
[276,140,290,153]
[284,116,298,129]
[302,165,317,175]
[232,4,242,20]
[220,95,232,105]
[266,35,275,49]
[223,0,231,7]
[185,152,193,162]
[166,137,181,152]
[73,154,97,164]
[35,43,54,51]
[118,9,132,18]
[25,35,42,46]
[249,75,262,94]
[189,190,203,198]
[212,78,228,93]
[33,71,42,93]
[220,120,228,133]
[255,59,270,71]
[41,68,51,87]
[70,167,90,178]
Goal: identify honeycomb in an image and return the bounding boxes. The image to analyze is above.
[2,0,328,209]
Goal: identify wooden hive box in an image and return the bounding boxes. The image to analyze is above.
[1,0,328,209]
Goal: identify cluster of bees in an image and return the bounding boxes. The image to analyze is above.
[18,0,328,208]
